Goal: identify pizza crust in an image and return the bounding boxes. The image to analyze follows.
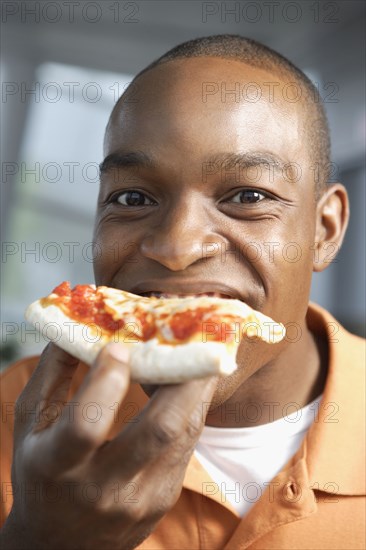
[127,339,237,383]
[25,285,286,384]
[25,301,238,383]
[25,302,106,365]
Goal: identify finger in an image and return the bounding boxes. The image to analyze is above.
[34,343,131,473]
[97,375,217,479]
[127,379,217,516]
[40,343,80,403]
[14,343,79,433]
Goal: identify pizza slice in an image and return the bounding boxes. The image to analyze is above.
[25,281,285,384]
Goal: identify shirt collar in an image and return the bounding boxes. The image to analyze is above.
[303,303,365,496]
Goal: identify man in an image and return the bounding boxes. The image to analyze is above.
[1,35,365,549]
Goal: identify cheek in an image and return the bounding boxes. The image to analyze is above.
[261,224,315,321]
[93,219,138,286]
[274,212,315,273]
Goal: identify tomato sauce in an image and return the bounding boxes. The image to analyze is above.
[170,310,244,343]
[44,283,125,334]
[169,308,208,340]
[44,282,244,344]
[135,311,157,340]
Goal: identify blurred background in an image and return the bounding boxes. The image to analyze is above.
[1,0,365,367]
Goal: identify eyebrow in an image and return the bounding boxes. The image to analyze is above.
[99,151,153,173]
[204,152,286,173]
[99,150,287,175]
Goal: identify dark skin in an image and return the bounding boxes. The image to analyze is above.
[1,57,349,549]
[97,58,349,423]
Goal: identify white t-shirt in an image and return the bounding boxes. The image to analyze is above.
[195,395,322,517]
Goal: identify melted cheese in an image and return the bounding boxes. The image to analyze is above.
[97,287,285,344]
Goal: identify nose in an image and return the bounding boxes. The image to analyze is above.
[140,198,223,271]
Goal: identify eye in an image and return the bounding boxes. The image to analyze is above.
[115,190,156,207]
[228,189,267,204]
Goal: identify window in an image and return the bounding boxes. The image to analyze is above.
[1,63,133,364]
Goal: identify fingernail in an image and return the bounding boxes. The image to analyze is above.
[106,343,130,363]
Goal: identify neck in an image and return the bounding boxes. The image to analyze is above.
[205,324,328,428]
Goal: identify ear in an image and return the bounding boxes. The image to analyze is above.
[313,183,350,272]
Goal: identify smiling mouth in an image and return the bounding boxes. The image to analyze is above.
[138,291,234,300]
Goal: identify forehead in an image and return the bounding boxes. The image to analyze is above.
[105,57,307,166]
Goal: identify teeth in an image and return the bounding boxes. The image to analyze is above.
[140,292,233,300]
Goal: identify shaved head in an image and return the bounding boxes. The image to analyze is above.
[112,35,330,198]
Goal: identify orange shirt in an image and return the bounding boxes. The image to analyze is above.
[1,303,365,549]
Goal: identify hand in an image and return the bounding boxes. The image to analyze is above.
[1,343,217,550]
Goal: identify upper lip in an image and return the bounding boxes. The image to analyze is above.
[130,281,242,300]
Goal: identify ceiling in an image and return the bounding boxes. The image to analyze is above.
[2,0,364,73]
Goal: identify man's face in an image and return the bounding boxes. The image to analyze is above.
[94,57,318,400]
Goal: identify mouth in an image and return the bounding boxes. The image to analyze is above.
[138,291,234,300]
[130,281,243,301]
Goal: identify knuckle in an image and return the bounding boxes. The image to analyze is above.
[145,404,203,451]
[156,486,181,514]
[123,501,148,524]
[148,414,182,446]
[186,409,203,440]
[124,496,172,525]
[58,420,97,452]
